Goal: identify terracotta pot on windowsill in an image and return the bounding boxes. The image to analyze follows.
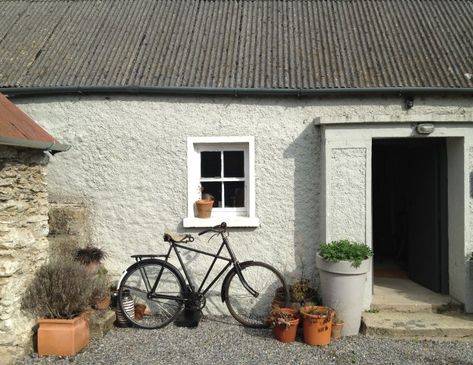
[195,200,214,218]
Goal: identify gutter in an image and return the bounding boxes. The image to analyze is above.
[0,136,70,153]
[3,86,473,97]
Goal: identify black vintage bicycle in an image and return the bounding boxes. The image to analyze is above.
[117,222,289,329]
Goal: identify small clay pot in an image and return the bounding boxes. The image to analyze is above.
[134,304,147,320]
[196,200,214,218]
[331,321,344,339]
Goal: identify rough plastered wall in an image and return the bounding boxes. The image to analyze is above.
[0,146,49,364]
[14,94,473,314]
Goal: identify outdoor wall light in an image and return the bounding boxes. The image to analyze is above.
[416,123,435,135]
[404,96,414,110]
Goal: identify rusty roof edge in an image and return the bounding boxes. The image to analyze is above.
[0,135,70,152]
[3,86,473,98]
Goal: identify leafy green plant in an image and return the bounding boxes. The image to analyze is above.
[318,240,373,268]
[22,259,94,319]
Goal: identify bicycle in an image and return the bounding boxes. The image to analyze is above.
[117,222,289,329]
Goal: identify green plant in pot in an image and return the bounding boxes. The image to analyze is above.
[316,239,373,336]
[75,245,107,275]
[21,259,94,356]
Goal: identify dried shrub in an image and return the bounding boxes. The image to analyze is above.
[91,267,111,304]
[290,279,319,304]
[21,259,93,319]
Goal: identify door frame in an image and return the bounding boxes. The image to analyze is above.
[318,116,473,312]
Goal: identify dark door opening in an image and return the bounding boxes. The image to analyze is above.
[372,138,448,294]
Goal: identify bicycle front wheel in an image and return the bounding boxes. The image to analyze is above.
[224,261,289,328]
[118,259,185,329]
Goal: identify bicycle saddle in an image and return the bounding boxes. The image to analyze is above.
[163,232,194,243]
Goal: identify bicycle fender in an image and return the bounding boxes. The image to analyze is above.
[117,259,185,290]
[220,261,256,303]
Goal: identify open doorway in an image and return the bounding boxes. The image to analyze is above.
[372,138,449,294]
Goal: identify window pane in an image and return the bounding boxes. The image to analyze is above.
[224,181,245,207]
[201,182,222,207]
[201,152,221,178]
[224,151,244,177]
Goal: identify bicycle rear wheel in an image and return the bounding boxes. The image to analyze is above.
[223,261,289,328]
[118,259,185,329]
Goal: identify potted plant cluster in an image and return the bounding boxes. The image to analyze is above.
[268,306,300,343]
[195,187,215,218]
[316,239,373,336]
[21,259,94,356]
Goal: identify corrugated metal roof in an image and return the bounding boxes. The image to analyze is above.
[0,93,68,151]
[0,0,472,92]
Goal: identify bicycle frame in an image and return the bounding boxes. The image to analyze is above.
[151,233,258,300]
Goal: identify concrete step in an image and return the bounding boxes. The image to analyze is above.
[361,311,473,340]
[89,310,116,339]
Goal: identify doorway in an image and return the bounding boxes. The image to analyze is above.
[372,138,449,294]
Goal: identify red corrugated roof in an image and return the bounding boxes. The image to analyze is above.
[0,93,68,152]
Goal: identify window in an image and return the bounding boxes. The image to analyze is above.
[184,136,259,227]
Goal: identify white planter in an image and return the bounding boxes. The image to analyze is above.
[316,253,370,336]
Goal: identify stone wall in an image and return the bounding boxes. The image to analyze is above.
[0,146,49,364]
[48,202,90,258]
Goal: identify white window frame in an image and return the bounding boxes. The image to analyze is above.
[183,136,259,228]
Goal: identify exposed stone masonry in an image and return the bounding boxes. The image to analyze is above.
[0,146,49,364]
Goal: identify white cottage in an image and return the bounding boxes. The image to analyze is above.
[1,0,473,315]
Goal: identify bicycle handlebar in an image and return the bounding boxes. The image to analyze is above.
[198,222,227,236]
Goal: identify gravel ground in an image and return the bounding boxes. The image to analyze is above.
[20,316,473,365]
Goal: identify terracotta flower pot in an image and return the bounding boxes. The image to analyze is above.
[37,315,90,356]
[195,200,214,218]
[272,308,300,343]
[300,305,333,346]
[85,261,100,275]
[331,321,344,339]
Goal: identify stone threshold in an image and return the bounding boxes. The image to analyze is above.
[361,311,473,340]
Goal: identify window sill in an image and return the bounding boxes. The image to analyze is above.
[183,216,260,228]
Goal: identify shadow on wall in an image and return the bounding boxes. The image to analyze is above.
[283,122,322,286]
